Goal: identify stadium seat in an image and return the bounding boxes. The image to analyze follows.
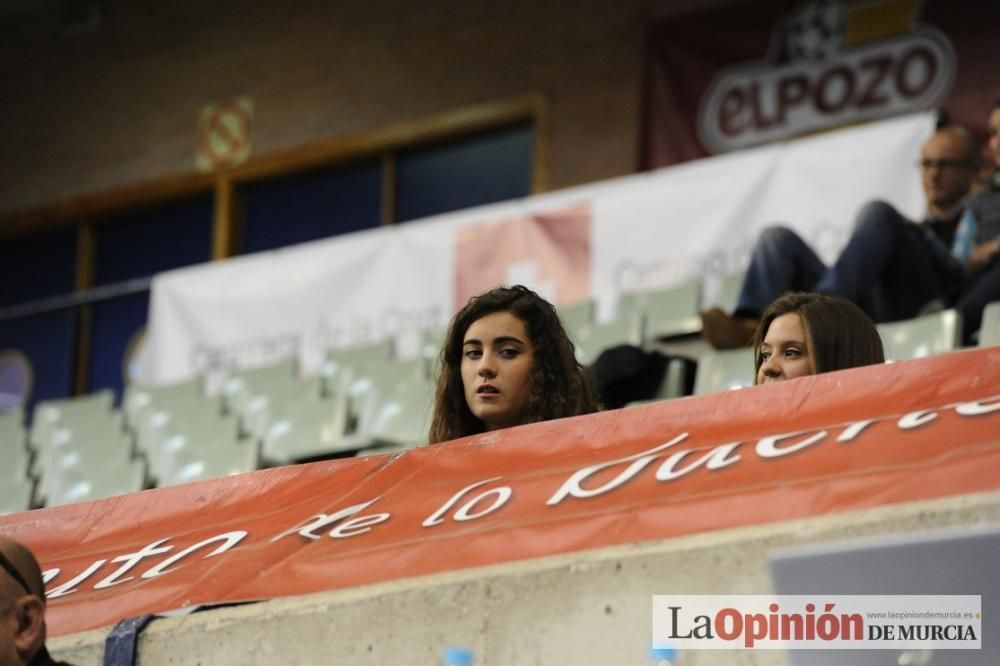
[0,407,24,438]
[0,477,33,515]
[557,300,595,339]
[420,327,447,382]
[980,301,1000,348]
[693,348,755,395]
[421,327,446,356]
[573,314,644,366]
[878,309,962,361]
[236,375,324,440]
[221,358,298,419]
[711,271,744,314]
[124,378,204,436]
[158,442,258,488]
[617,281,702,341]
[32,412,133,492]
[43,453,145,508]
[656,357,691,400]
[364,375,434,449]
[354,443,412,457]
[0,411,30,483]
[29,389,115,454]
[346,357,428,429]
[156,413,253,487]
[261,394,352,464]
[320,339,395,393]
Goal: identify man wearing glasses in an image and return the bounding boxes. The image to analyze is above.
[701,122,989,348]
[0,537,70,666]
[953,101,1000,341]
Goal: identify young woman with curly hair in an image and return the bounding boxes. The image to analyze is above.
[428,285,598,443]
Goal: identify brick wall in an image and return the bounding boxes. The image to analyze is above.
[0,0,739,219]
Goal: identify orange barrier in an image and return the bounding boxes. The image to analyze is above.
[2,348,998,637]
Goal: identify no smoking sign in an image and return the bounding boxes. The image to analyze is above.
[196,96,254,172]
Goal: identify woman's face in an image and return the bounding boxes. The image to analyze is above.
[756,313,816,384]
[461,311,535,431]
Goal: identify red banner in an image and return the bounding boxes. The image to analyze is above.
[641,0,1000,167]
[2,348,999,637]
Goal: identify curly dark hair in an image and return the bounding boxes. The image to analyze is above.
[751,292,885,382]
[428,285,599,443]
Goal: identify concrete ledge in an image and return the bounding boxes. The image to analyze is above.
[50,490,1000,665]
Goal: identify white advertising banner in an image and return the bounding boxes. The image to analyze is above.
[136,112,934,385]
[592,111,931,319]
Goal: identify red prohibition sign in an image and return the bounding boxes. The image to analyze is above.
[198,101,252,168]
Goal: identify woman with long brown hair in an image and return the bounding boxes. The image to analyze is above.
[752,292,885,384]
[428,285,598,443]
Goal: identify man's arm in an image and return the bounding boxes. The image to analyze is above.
[970,238,1000,271]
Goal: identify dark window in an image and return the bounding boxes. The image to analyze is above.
[0,311,75,406]
[241,160,382,254]
[88,197,213,395]
[93,197,214,285]
[87,292,148,394]
[0,227,77,307]
[396,124,534,223]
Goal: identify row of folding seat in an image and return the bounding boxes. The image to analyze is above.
[0,339,440,514]
[2,292,997,515]
[0,391,141,513]
[0,277,725,516]
[0,409,33,514]
[689,305,1000,396]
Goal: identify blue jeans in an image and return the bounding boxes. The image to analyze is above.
[956,257,1000,342]
[736,201,954,323]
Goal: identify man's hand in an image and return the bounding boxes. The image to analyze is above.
[969,239,1000,270]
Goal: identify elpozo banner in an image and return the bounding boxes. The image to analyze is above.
[2,347,999,637]
[641,0,1000,167]
[136,112,931,385]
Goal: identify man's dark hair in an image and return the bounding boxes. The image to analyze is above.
[939,124,982,167]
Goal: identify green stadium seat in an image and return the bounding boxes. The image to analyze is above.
[712,271,744,314]
[979,301,1000,348]
[124,378,204,436]
[155,412,252,487]
[346,357,428,435]
[573,314,643,366]
[364,375,434,449]
[878,310,961,361]
[43,453,145,508]
[261,395,351,464]
[557,300,595,339]
[0,477,33,515]
[420,327,447,361]
[617,280,702,341]
[0,411,30,483]
[221,359,298,422]
[235,373,323,440]
[29,389,114,454]
[319,339,395,396]
[32,411,132,488]
[693,348,755,395]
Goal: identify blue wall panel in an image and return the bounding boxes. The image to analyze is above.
[396,124,534,223]
[242,160,382,254]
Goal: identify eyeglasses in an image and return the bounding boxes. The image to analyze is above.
[916,158,975,171]
[0,552,32,597]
